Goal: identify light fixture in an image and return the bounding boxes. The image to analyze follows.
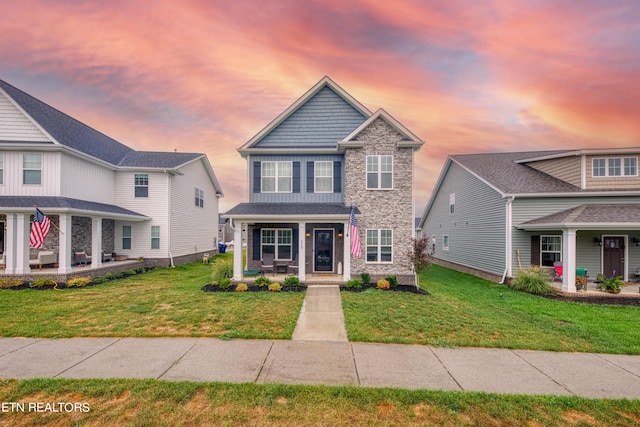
[633,237,640,247]
[593,237,602,246]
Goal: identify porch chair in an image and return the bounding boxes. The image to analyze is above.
[552,261,563,281]
[288,254,299,276]
[261,253,275,276]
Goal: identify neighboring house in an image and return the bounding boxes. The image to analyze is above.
[224,77,424,283]
[0,79,223,277]
[418,148,640,292]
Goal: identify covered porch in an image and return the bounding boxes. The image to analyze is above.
[518,204,640,292]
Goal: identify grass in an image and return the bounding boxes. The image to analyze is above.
[342,265,640,354]
[1,378,639,426]
[0,253,304,339]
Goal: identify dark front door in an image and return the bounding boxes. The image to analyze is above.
[603,236,624,278]
[314,230,333,272]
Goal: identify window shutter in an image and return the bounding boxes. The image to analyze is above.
[333,161,342,193]
[530,235,540,265]
[253,162,261,193]
[252,229,261,260]
[292,228,299,260]
[306,162,314,193]
[293,161,300,193]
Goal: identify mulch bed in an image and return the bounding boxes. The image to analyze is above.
[340,284,430,295]
[544,292,640,306]
[202,284,305,292]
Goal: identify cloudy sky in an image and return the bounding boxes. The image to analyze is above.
[2,0,639,213]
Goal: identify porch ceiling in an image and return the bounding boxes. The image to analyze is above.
[0,196,149,221]
[517,204,640,230]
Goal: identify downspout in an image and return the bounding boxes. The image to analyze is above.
[500,196,515,284]
[165,169,175,268]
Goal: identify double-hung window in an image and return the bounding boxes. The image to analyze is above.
[0,153,3,185]
[122,226,132,250]
[261,229,292,260]
[23,153,42,185]
[449,193,455,214]
[593,157,638,177]
[134,174,149,197]
[151,226,160,249]
[315,161,333,192]
[262,161,292,192]
[195,188,204,207]
[540,235,561,266]
[366,229,392,262]
[366,155,393,189]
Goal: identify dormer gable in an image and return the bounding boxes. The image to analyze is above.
[337,109,424,151]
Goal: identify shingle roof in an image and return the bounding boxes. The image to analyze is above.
[0,196,147,218]
[520,204,640,226]
[225,203,359,216]
[118,151,202,168]
[0,79,134,165]
[451,150,581,194]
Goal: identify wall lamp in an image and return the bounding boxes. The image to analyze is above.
[633,237,640,247]
[593,237,602,246]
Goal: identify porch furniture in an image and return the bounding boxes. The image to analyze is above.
[261,253,274,275]
[553,261,563,281]
[243,269,261,277]
[289,254,299,276]
[73,250,92,267]
[0,254,5,270]
[276,263,288,274]
[635,267,640,282]
[102,250,114,263]
[29,251,58,270]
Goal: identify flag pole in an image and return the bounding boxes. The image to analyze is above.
[33,205,63,233]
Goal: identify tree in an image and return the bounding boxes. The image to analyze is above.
[408,235,434,276]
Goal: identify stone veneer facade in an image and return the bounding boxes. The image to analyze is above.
[344,117,415,284]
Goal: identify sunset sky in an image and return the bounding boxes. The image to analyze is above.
[2,0,639,213]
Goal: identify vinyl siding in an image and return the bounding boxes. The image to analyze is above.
[527,156,581,187]
[422,162,506,276]
[585,154,640,190]
[249,154,344,203]
[60,153,115,204]
[0,150,60,196]
[0,91,50,142]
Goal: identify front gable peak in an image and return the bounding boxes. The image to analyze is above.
[338,109,424,151]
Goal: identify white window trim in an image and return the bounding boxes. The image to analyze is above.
[592,157,638,177]
[314,161,333,193]
[151,225,160,249]
[0,153,3,185]
[195,187,204,208]
[366,155,393,190]
[134,173,149,197]
[23,153,42,185]
[449,193,455,214]
[261,228,293,261]
[365,229,393,263]
[122,225,132,250]
[261,161,293,193]
[443,235,449,251]
[540,235,562,266]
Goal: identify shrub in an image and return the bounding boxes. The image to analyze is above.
[254,276,271,288]
[509,265,554,295]
[284,276,300,287]
[407,235,434,274]
[376,279,390,289]
[268,282,282,292]
[385,276,398,288]
[92,276,108,285]
[345,278,363,289]
[67,277,92,288]
[0,278,25,289]
[210,280,219,287]
[219,277,232,290]
[360,272,371,285]
[121,269,137,277]
[596,274,624,293]
[235,283,249,292]
[211,258,234,282]
[31,278,58,288]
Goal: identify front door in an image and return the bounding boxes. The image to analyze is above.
[314,229,333,272]
[603,236,624,278]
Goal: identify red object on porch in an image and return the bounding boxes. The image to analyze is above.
[553,261,563,279]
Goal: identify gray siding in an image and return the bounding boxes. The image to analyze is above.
[255,87,367,148]
[249,154,344,204]
[422,162,506,276]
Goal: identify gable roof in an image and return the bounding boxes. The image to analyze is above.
[0,196,148,220]
[518,204,640,229]
[338,108,424,150]
[238,76,371,155]
[118,151,203,168]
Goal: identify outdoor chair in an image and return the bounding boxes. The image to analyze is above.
[288,254,299,276]
[553,261,563,281]
[261,253,275,275]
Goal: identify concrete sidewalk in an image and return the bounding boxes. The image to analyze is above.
[1,337,640,399]
[292,285,347,341]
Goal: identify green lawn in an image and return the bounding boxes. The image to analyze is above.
[342,265,640,354]
[1,378,639,426]
[0,256,304,340]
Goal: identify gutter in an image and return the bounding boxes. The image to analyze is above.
[500,196,515,284]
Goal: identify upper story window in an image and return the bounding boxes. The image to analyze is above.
[593,157,637,177]
[23,153,42,185]
[0,153,3,185]
[195,188,204,207]
[366,155,393,189]
[449,193,455,214]
[262,161,292,192]
[134,174,149,197]
[315,161,333,193]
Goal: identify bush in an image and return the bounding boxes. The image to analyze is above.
[509,266,554,295]
[385,276,398,288]
[360,272,371,285]
[376,279,390,290]
[268,282,282,292]
[67,277,92,288]
[254,276,271,288]
[31,278,58,288]
[211,258,234,282]
[235,283,248,292]
[345,278,363,289]
[92,276,108,285]
[0,278,25,289]
[219,277,232,290]
[596,274,624,293]
[284,276,300,287]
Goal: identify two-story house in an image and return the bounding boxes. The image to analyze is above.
[224,77,424,284]
[0,78,223,278]
[418,148,640,292]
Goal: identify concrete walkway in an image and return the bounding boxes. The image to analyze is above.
[292,285,347,341]
[1,337,640,399]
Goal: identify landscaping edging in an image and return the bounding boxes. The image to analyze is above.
[341,284,430,295]
[545,291,640,306]
[202,284,306,292]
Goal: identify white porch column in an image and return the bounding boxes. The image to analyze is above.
[298,221,306,281]
[57,214,73,274]
[232,221,243,281]
[15,213,31,274]
[343,219,351,281]
[562,228,577,292]
[91,217,103,269]
[4,213,17,274]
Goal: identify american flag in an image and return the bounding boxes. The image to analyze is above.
[350,206,361,258]
[29,208,51,249]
